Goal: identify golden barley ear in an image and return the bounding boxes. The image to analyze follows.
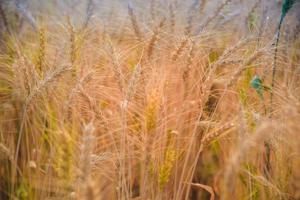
[147,17,166,59]
[67,17,78,78]
[35,26,46,77]
[128,2,142,41]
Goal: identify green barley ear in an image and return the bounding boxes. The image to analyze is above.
[16,178,30,200]
[148,160,155,178]
[3,34,16,63]
[54,131,75,192]
[247,13,257,32]
[145,90,159,132]
[208,50,220,64]
[158,148,178,191]
[239,164,261,200]
[246,1,260,32]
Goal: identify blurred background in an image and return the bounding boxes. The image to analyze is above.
[0,0,299,42]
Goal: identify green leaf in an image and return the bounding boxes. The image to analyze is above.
[281,0,296,18]
[250,75,262,90]
[250,75,264,100]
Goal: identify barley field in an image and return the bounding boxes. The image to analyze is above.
[0,0,300,199]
